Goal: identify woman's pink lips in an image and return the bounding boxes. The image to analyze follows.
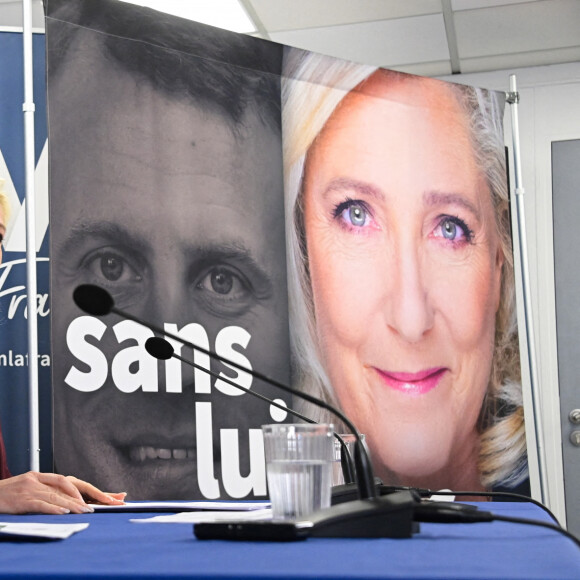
[375,367,448,396]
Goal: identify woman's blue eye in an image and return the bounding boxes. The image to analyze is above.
[334,199,371,228]
[442,219,459,240]
[347,204,367,226]
[437,217,472,243]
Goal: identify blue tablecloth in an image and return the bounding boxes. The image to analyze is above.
[0,502,578,579]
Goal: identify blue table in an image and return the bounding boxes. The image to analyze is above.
[0,502,578,579]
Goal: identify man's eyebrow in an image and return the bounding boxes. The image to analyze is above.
[323,177,385,201]
[57,223,274,298]
[57,222,149,256]
[424,190,481,221]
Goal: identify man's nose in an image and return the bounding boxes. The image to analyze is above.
[143,264,189,327]
[143,271,201,388]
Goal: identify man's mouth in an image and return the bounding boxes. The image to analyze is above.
[127,445,196,462]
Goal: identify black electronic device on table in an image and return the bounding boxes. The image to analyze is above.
[194,491,419,541]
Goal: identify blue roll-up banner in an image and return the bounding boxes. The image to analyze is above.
[0,30,50,475]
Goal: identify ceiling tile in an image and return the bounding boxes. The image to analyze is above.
[270,14,450,68]
[393,60,454,77]
[460,46,580,73]
[1,0,577,78]
[246,0,442,32]
[455,0,580,58]
[451,0,539,9]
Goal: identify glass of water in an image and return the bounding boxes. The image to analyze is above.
[262,423,334,520]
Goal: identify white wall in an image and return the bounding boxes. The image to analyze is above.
[440,62,580,525]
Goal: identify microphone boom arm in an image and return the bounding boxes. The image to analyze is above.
[73,284,375,499]
[112,305,373,497]
[145,338,355,484]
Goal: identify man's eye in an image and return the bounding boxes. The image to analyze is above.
[197,266,246,297]
[85,251,142,283]
[209,268,234,295]
[194,265,258,318]
[100,254,124,281]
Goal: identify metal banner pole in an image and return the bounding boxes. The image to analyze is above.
[22,0,40,471]
[506,74,549,506]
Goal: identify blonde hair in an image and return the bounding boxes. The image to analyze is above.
[282,48,527,489]
[0,179,10,224]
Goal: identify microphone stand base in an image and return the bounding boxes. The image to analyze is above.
[331,480,423,505]
[309,491,419,538]
[194,491,419,541]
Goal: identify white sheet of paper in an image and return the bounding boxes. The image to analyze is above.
[93,501,270,512]
[428,490,456,502]
[0,522,89,540]
[130,508,273,524]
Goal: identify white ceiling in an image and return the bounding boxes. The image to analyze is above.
[1,0,579,77]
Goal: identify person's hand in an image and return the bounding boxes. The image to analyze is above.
[66,475,127,506]
[0,471,126,514]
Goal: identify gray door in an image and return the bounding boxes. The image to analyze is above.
[552,138,580,535]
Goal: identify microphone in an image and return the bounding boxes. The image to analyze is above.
[145,336,356,486]
[72,284,419,538]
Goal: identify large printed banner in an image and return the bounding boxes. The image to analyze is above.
[46,0,290,501]
[0,31,51,476]
[46,0,528,499]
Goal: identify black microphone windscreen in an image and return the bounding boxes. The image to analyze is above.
[73,284,114,316]
[145,336,174,360]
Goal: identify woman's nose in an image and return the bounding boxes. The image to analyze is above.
[386,245,434,343]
